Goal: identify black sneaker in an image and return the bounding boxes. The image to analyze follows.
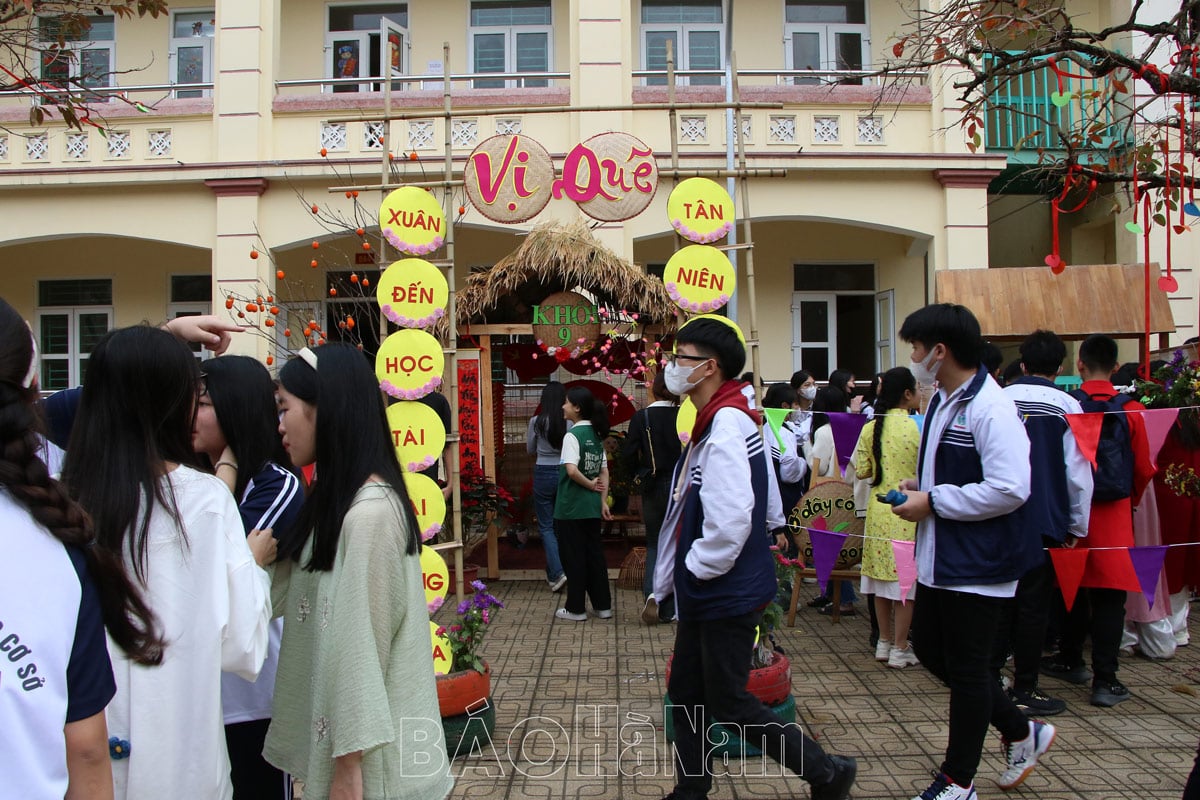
[1039,655,1091,685]
[1090,680,1131,707]
[811,755,857,800]
[1009,687,1067,716]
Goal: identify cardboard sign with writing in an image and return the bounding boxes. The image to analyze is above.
[376,328,445,400]
[790,481,864,569]
[377,258,448,328]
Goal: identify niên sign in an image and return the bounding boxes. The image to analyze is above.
[375,328,445,400]
[463,132,658,224]
[531,290,601,354]
[379,186,445,256]
[667,177,735,244]
[377,257,449,328]
[405,471,447,542]
[385,400,446,473]
[663,245,736,313]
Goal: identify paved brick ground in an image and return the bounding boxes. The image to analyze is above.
[439,580,1200,800]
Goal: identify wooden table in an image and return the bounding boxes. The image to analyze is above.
[786,567,862,626]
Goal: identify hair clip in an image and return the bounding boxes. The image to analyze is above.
[298,347,318,370]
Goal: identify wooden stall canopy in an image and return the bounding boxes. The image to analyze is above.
[935,264,1176,340]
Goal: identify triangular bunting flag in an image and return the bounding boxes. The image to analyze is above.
[1065,412,1103,469]
[762,407,792,454]
[891,540,917,604]
[1138,408,1179,468]
[826,412,869,476]
[1128,545,1168,609]
[808,525,847,595]
[1049,548,1090,612]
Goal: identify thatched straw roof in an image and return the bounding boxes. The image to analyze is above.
[456,221,678,330]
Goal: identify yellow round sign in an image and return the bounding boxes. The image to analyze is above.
[386,401,447,473]
[377,258,449,328]
[430,620,453,675]
[667,178,735,243]
[376,328,445,400]
[379,186,446,255]
[404,471,447,542]
[420,545,450,612]
[679,312,747,345]
[676,396,697,445]
[664,245,736,313]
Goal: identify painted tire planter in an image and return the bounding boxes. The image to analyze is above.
[662,692,797,757]
[447,563,481,594]
[665,651,792,707]
[443,695,497,758]
[436,663,491,717]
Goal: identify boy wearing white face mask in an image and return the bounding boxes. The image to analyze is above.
[651,316,858,800]
[892,304,1051,800]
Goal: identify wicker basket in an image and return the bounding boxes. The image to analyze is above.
[617,546,647,590]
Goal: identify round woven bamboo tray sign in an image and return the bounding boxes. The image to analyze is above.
[464,134,555,224]
[663,245,736,313]
[386,400,446,473]
[375,328,444,400]
[557,132,659,222]
[532,290,601,354]
[377,258,448,328]
[379,186,445,255]
[790,480,864,569]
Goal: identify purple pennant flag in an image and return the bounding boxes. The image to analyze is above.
[826,412,870,476]
[1128,545,1168,609]
[808,527,848,594]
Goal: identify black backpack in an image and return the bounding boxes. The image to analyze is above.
[1070,390,1137,502]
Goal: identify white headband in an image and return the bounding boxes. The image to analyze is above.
[21,321,37,389]
[298,347,318,371]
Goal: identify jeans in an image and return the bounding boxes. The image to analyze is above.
[533,464,563,582]
[641,477,675,618]
[668,610,837,798]
[993,546,1054,693]
[912,584,1029,786]
[557,516,612,614]
[1058,586,1126,684]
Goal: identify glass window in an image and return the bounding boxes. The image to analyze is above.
[39,15,114,42]
[37,280,113,391]
[38,279,112,306]
[640,1,724,86]
[470,1,551,27]
[329,4,408,31]
[171,275,211,303]
[793,264,874,292]
[325,4,410,92]
[173,11,215,38]
[785,0,865,24]
[468,1,552,88]
[38,14,115,90]
[641,0,722,24]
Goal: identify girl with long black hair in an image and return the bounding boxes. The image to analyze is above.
[553,385,614,622]
[526,380,568,592]
[194,355,303,800]
[853,366,921,667]
[0,299,163,799]
[62,326,274,800]
[267,343,452,800]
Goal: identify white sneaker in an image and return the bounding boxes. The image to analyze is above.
[875,638,893,661]
[555,608,587,622]
[997,719,1056,790]
[594,608,614,619]
[888,645,920,669]
[549,574,567,593]
[913,773,976,799]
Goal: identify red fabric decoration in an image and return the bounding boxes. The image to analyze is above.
[1049,548,1090,612]
[500,344,557,382]
[1064,412,1103,468]
[563,379,637,426]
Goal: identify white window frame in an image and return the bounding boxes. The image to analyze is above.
[874,289,895,370]
[324,3,411,93]
[168,9,215,99]
[783,0,870,85]
[467,1,552,89]
[35,305,113,391]
[639,0,725,88]
[791,292,837,375]
[36,13,116,95]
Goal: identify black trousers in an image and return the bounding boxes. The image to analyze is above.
[993,548,1054,693]
[1057,586,1126,683]
[225,718,291,800]
[668,610,836,798]
[912,585,1030,786]
[557,516,612,615]
[1184,739,1200,800]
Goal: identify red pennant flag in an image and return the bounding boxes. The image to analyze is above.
[1049,548,1090,612]
[1065,412,1103,469]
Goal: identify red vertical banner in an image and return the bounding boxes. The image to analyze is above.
[457,355,482,472]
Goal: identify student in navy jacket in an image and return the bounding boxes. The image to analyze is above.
[892,304,1054,800]
[651,316,857,800]
[998,330,1092,718]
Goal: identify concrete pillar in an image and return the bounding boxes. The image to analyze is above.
[933,169,1000,270]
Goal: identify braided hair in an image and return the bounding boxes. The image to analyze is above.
[0,299,162,664]
[869,367,917,487]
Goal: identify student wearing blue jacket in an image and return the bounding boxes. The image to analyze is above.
[892,304,1054,800]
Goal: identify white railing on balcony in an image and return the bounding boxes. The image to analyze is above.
[274,71,571,94]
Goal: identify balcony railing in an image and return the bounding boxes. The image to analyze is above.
[981,52,1127,160]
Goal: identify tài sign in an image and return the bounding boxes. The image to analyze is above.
[464,132,659,224]
[385,400,446,473]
